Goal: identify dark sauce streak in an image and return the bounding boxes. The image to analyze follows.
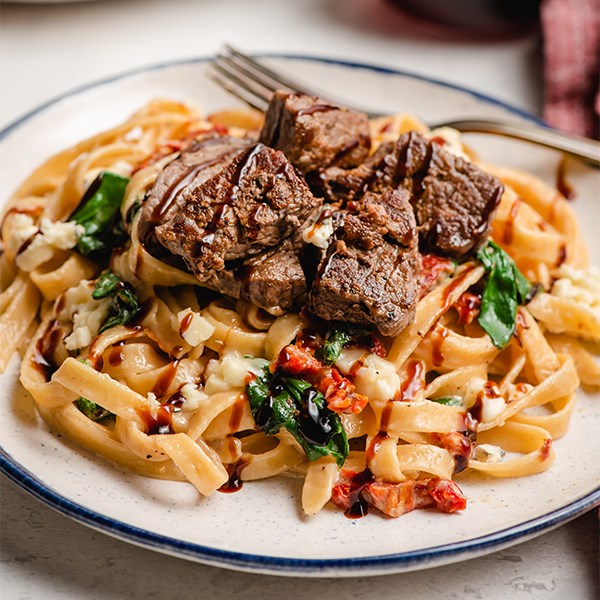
[192,144,266,256]
[399,360,425,401]
[344,469,375,519]
[229,394,246,433]
[465,396,483,431]
[152,361,179,398]
[179,312,194,336]
[219,457,251,493]
[108,342,125,367]
[297,104,338,117]
[32,320,62,381]
[150,139,229,224]
[138,392,184,436]
[453,454,469,474]
[380,399,394,430]
[366,431,389,464]
[465,381,501,431]
[431,325,449,368]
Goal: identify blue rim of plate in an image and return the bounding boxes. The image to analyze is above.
[1,55,597,576]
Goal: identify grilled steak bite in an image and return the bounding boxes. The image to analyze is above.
[308,189,421,336]
[138,134,251,251]
[154,142,322,278]
[394,131,503,258]
[259,91,372,174]
[313,132,503,258]
[207,240,307,314]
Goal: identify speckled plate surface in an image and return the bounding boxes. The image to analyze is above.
[1,56,599,577]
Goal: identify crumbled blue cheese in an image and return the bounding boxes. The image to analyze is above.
[339,351,400,402]
[463,377,506,422]
[61,281,111,351]
[474,444,505,463]
[7,213,38,255]
[179,383,209,411]
[480,394,506,423]
[15,217,84,272]
[176,309,215,347]
[204,353,269,395]
[302,206,334,249]
[463,377,486,409]
[551,265,600,313]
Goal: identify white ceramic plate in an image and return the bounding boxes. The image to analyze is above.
[1,56,599,578]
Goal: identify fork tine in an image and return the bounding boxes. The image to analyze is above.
[223,44,318,96]
[216,53,281,96]
[212,58,277,107]
[214,53,277,97]
[206,68,269,113]
[211,61,273,108]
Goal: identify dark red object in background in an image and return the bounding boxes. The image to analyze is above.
[541,0,600,140]
[387,0,540,41]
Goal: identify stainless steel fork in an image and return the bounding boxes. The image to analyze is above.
[208,45,600,167]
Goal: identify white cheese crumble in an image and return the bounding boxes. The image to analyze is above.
[176,309,215,347]
[204,353,269,395]
[179,383,208,411]
[350,353,401,402]
[7,213,38,255]
[463,378,506,422]
[480,393,506,423]
[15,217,84,272]
[302,206,334,249]
[551,265,600,313]
[463,377,486,409]
[61,281,111,351]
[474,444,505,463]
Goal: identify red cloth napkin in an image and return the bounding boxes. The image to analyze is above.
[541,0,600,139]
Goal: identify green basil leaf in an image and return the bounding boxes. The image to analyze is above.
[71,172,130,260]
[75,397,115,422]
[476,241,532,349]
[92,270,141,333]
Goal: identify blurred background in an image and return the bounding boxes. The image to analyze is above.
[1,0,598,138]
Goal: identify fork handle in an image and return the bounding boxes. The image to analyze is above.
[433,119,600,167]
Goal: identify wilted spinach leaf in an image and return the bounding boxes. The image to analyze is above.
[92,270,141,333]
[247,365,348,466]
[71,172,130,260]
[476,241,532,349]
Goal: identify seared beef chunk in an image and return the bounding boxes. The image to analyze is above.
[313,132,503,258]
[394,132,503,258]
[138,134,251,251]
[154,142,322,278]
[259,91,371,174]
[310,141,396,203]
[308,189,420,336]
[208,240,307,314]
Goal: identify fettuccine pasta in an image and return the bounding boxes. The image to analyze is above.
[1,97,597,520]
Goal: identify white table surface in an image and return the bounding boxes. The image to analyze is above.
[0,1,598,598]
